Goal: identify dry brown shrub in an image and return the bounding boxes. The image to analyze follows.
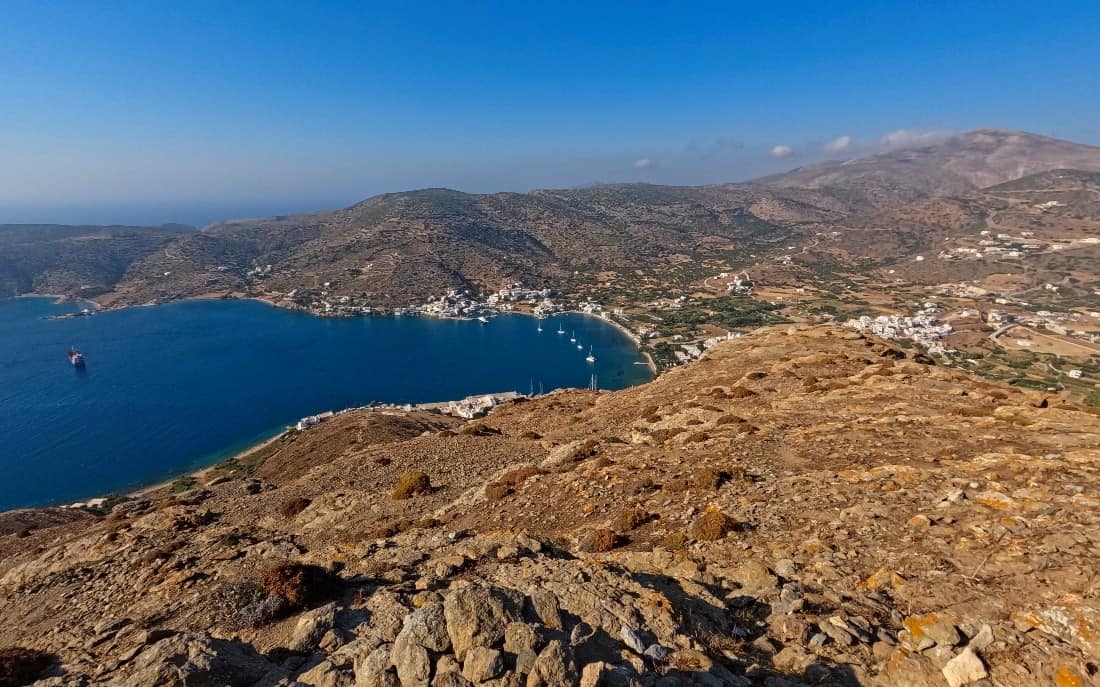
[0,647,55,687]
[261,562,335,608]
[460,423,501,436]
[617,506,649,531]
[662,531,689,552]
[728,386,758,398]
[715,414,746,426]
[520,430,542,440]
[581,528,620,553]
[365,520,412,539]
[498,466,542,487]
[685,431,710,443]
[691,510,735,541]
[593,456,614,469]
[692,467,725,490]
[573,438,601,460]
[392,471,432,499]
[278,497,311,518]
[485,483,512,501]
[374,456,393,466]
[650,427,685,443]
[954,406,988,417]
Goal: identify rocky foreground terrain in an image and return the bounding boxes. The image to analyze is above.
[2,325,1100,686]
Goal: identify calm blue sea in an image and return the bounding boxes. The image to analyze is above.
[0,297,652,509]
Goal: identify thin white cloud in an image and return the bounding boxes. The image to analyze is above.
[770,145,793,158]
[633,158,654,169]
[823,135,852,153]
[879,128,952,149]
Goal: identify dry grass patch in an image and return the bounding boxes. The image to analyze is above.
[617,506,650,531]
[691,510,736,541]
[581,528,621,553]
[0,647,55,687]
[485,466,543,500]
[392,471,432,499]
[261,562,335,608]
[662,531,689,552]
[278,497,311,518]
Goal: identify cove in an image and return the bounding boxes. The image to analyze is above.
[0,297,653,509]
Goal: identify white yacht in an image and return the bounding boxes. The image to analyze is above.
[585,346,596,363]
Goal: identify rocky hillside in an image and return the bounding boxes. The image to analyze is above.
[6,129,1100,311]
[758,129,1100,210]
[0,224,189,300]
[2,325,1098,686]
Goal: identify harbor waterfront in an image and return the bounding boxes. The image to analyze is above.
[0,296,652,510]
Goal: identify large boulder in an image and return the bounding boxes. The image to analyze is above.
[105,633,285,686]
[525,640,577,687]
[401,603,451,653]
[290,603,339,653]
[443,584,522,661]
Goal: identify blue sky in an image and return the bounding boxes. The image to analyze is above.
[2,1,1099,226]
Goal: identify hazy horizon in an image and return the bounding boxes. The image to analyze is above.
[3,1,1099,227]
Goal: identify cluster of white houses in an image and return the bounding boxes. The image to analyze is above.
[844,314,955,354]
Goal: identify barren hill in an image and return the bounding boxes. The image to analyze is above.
[758,129,1100,210]
[5,129,1100,313]
[0,224,189,300]
[2,325,1098,686]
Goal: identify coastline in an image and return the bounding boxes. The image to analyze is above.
[124,429,290,500]
[23,289,661,375]
[3,294,659,513]
[567,309,658,375]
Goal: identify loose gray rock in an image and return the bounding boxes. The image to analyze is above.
[354,645,398,687]
[462,646,505,683]
[105,632,286,687]
[942,648,987,687]
[402,603,451,652]
[290,603,338,653]
[443,584,521,661]
[391,631,431,687]
[525,640,577,687]
[504,622,542,654]
[619,625,646,654]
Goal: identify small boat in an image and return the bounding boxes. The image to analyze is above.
[478,316,489,323]
[536,321,543,332]
[585,346,596,363]
[68,347,86,368]
[569,330,576,343]
[557,323,565,335]
[577,343,583,350]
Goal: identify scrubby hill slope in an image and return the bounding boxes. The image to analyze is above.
[759,129,1100,211]
[2,325,1098,686]
[0,224,189,300]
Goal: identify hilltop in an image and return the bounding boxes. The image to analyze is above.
[1,325,1098,686]
[5,128,1099,318]
[757,129,1100,210]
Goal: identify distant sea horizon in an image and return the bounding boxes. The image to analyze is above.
[0,296,652,510]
